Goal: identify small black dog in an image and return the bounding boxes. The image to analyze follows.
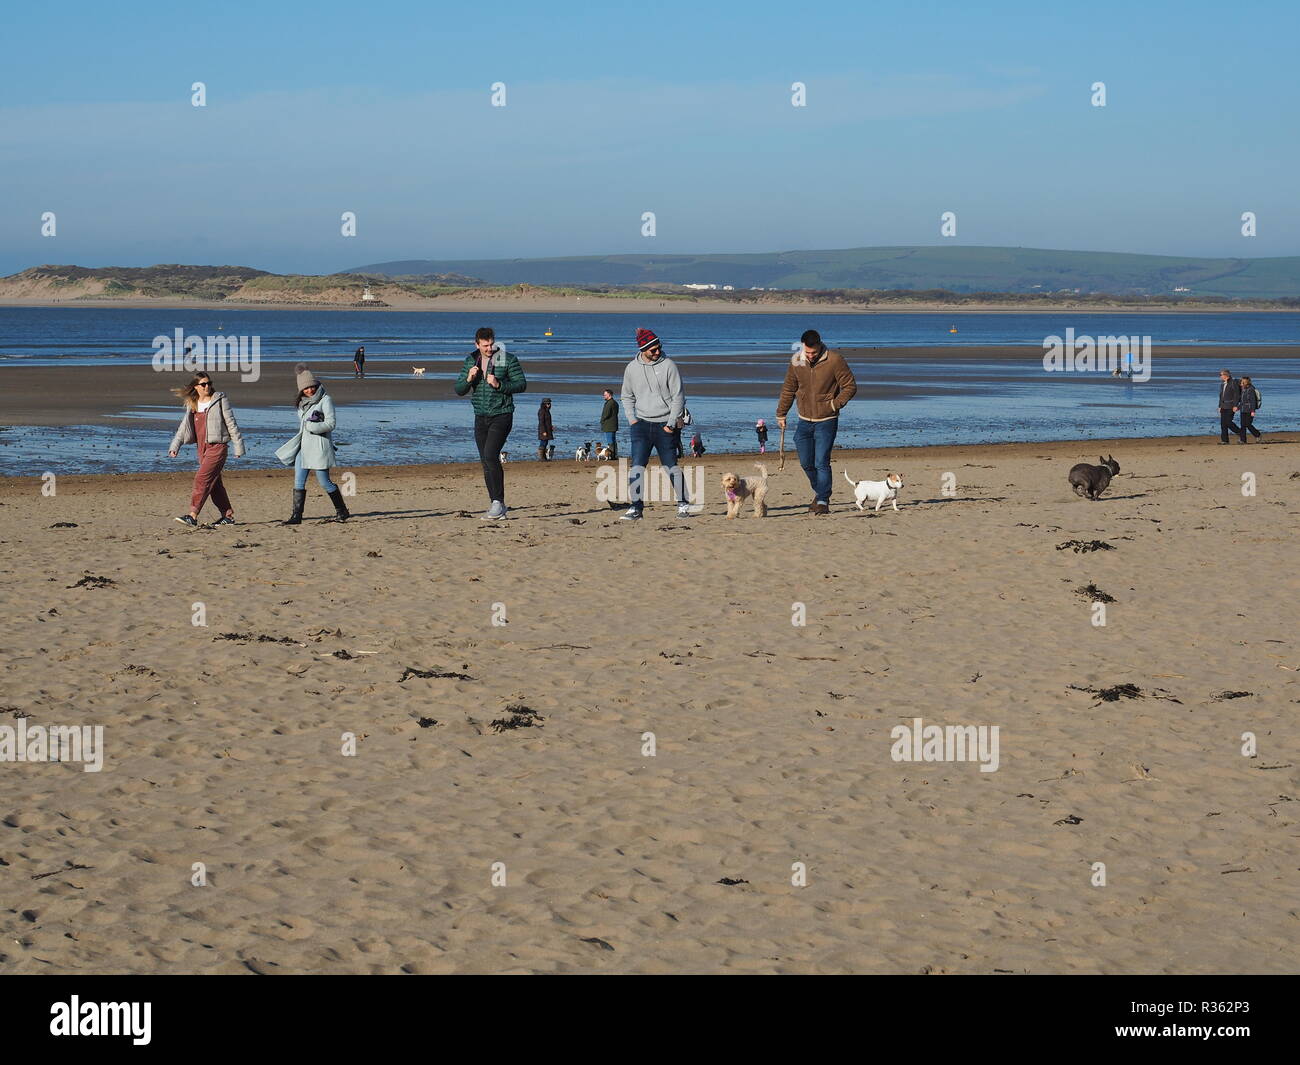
[1069,455,1121,500]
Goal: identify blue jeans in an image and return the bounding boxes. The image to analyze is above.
[295,454,337,493]
[628,419,686,508]
[601,430,616,448]
[794,416,839,503]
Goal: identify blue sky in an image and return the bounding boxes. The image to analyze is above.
[1,0,1297,274]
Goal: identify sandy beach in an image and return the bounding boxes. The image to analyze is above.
[1,434,1296,974]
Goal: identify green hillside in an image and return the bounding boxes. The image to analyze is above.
[348,246,1300,299]
[18,263,272,300]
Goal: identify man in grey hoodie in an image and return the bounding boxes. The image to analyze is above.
[619,328,691,520]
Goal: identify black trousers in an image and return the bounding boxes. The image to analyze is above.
[474,412,513,503]
[1220,408,1238,442]
[1239,411,1261,440]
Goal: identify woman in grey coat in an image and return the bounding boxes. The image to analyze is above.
[168,371,245,527]
[275,363,350,524]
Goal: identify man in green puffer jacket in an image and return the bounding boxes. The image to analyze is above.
[454,327,528,519]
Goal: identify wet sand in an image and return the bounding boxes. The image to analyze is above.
[3,346,1297,427]
[1,435,1296,973]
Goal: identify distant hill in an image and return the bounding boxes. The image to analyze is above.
[0,265,396,306]
[5,259,1299,309]
[347,246,1300,299]
[6,264,274,301]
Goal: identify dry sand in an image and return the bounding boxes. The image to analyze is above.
[1,435,1297,974]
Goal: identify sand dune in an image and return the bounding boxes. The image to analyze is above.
[1,436,1296,973]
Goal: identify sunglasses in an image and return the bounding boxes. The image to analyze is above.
[196,381,212,387]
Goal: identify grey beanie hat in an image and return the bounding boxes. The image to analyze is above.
[295,362,319,392]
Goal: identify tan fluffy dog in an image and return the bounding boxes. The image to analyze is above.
[721,464,769,518]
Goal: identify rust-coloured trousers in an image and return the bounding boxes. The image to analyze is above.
[190,438,232,517]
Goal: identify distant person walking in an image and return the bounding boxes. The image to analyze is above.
[537,397,555,460]
[1217,368,1242,444]
[691,432,706,457]
[454,326,527,519]
[168,371,245,527]
[755,418,769,453]
[353,346,366,378]
[599,389,619,458]
[672,406,689,461]
[776,329,858,514]
[619,328,691,520]
[1237,375,1263,442]
[276,363,350,524]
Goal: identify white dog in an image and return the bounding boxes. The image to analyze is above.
[575,442,593,462]
[412,366,426,377]
[499,451,509,463]
[843,470,904,512]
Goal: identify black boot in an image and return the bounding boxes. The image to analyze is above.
[282,489,306,525]
[327,488,350,521]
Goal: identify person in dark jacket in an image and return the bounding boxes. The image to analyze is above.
[691,432,705,457]
[537,398,555,460]
[1237,375,1263,442]
[1217,368,1242,444]
[353,346,366,378]
[454,326,527,519]
[599,389,619,459]
[755,419,769,454]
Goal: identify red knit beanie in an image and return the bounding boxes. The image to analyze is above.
[636,328,661,352]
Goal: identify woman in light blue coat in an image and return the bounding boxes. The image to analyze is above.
[276,362,350,524]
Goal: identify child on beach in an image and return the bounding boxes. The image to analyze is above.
[755,419,768,453]
[168,372,245,527]
[691,432,706,457]
[454,327,527,519]
[275,363,350,524]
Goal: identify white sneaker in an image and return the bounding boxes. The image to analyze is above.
[677,503,693,517]
[619,507,642,521]
[481,500,507,520]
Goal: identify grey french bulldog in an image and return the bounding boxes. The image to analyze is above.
[1069,455,1121,500]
